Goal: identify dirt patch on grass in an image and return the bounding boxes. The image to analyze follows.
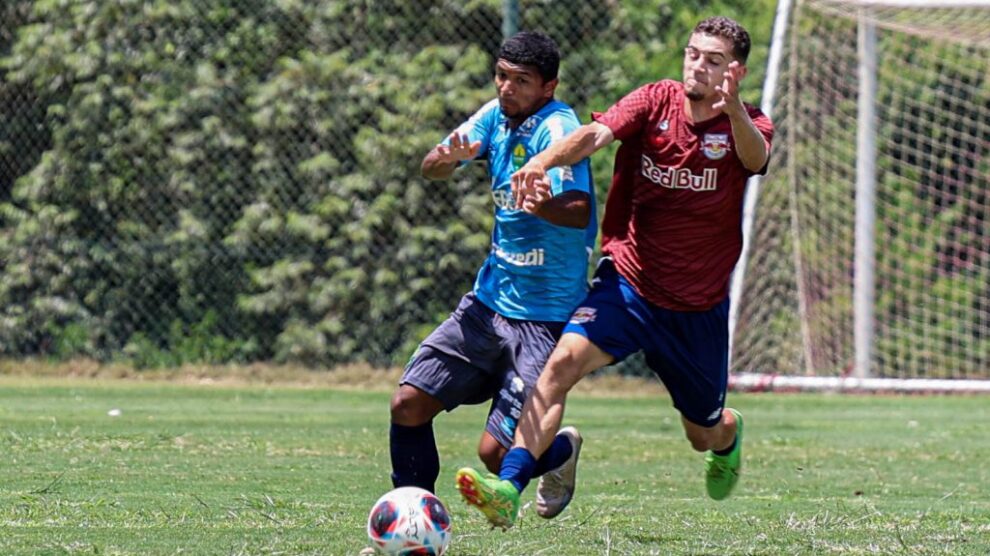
[0,358,662,396]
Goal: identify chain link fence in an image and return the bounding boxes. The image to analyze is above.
[0,0,772,369]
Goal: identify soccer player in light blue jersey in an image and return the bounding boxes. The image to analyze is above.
[387,31,594,522]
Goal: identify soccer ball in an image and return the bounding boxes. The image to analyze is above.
[366,486,452,556]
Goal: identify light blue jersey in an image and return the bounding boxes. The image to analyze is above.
[444,98,596,322]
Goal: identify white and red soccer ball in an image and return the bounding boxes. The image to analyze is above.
[366,487,452,556]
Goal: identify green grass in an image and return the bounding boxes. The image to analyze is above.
[1,377,987,555]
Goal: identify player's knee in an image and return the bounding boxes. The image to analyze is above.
[389,386,440,426]
[685,428,717,452]
[542,348,583,393]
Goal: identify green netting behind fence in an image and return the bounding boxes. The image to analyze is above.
[0,1,773,368]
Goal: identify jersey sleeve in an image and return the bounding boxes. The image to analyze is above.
[748,105,775,176]
[538,113,592,196]
[591,82,663,141]
[441,98,500,165]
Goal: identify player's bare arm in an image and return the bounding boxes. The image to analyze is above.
[421,132,482,180]
[523,189,590,229]
[715,61,768,172]
[511,122,614,209]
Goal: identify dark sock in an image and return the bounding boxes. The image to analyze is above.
[713,436,736,456]
[499,447,538,493]
[390,422,440,493]
[532,433,574,477]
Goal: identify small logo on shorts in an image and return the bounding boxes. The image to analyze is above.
[499,416,517,438]
[569,307,597,324]
[707,408,723,421]
[510,377,525,394]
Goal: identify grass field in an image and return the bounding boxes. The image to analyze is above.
[0,375,987,555]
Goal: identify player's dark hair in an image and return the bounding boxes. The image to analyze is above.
[693,16,751,63]
[497,31,560,82]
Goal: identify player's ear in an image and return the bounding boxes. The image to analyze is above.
[542,77,559,99]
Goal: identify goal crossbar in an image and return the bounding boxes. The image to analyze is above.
[731,373,990,394]
[842,0,990,7]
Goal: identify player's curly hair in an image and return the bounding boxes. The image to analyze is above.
[694,16,752,63]
[498,31,560,82]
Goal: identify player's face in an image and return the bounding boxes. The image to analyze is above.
[682,33,736,101]
[494,59,557,120]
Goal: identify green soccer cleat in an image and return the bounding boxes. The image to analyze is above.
[705,408,743,500]
[455,467,520,528]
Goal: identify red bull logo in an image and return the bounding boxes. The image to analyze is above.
[702,133,730,160]
[641,155,717,191]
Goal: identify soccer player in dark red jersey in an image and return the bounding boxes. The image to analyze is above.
[455,16,774,527]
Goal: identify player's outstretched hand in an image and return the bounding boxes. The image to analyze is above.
[435,132,481,164]
[511,160,549,210]
[713,61,745,116]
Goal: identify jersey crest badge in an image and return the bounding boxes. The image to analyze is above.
[658,119,669,132]
[512,143,528,170]
[702,133,730,160]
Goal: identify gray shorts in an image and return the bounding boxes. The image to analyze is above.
[401,292,565,448]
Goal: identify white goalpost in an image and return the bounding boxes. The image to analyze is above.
[730,0,990,392]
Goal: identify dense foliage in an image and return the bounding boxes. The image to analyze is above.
[0,0,774,367]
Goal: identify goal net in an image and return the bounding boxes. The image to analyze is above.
[731,0,990,391]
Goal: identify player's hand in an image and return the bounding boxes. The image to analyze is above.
[519,177,552,215]
[435,132,481,163]
[511,160,549,210]
[713,61,745,116]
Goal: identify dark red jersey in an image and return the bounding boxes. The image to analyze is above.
[593,80,774,311]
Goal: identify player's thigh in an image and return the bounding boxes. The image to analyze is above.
[399,346,495,412]
[542,332,615,389]
[401,291,507,409]
[644,297,730,428]
[417,291,503,373]
[483,318,563,449]
[561,258,645,368]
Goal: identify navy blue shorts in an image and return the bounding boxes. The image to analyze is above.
[401,292,564,448]
[564,258,730,427]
